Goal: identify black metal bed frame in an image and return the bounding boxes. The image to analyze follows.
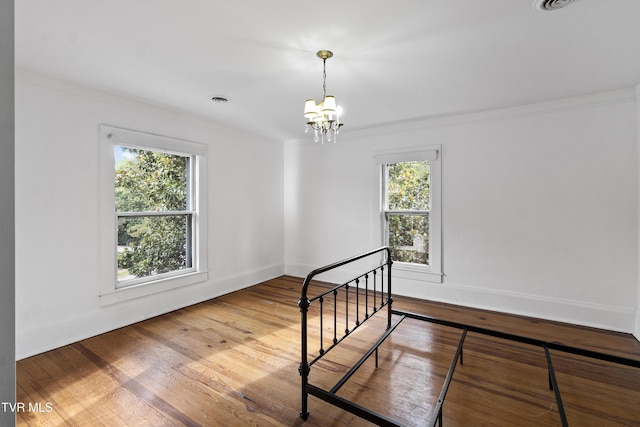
[298,247,640,427]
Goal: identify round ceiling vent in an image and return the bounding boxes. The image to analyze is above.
[533,0,580,11]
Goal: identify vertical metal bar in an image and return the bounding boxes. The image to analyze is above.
[345,284,350,335]
[387,254,393,329]
[365,273,369,319]
[333,290,338,344]
[355,278,360,326]
[544,346,569,427]
[380,265,385,310]
[319,296,324,355]
[373,270,377,312]
[298,295,310,419]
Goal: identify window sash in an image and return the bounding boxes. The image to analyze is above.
[382,162,431,211]
[383,211,430,266]
[116,212,195,288]
[382,161,431,266]
[114,147,196,288]
[115,147,194,213]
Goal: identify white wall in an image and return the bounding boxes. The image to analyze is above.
[0,0,16,423]
[285,90,638,333]
[15,72,284,359]
[14,71,638,359]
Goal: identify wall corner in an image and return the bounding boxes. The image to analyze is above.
[635,83,640,342]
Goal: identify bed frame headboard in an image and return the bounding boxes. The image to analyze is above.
[298,246,393,420]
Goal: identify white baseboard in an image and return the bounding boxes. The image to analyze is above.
[18,262,634,360]
[393,280,636,334]
[16,263,284,360]
[286,262,636,334]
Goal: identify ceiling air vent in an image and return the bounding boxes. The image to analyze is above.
[533,0,580,11]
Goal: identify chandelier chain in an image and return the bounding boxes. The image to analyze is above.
[322,58,327,100]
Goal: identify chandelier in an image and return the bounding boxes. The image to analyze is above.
[303,50,343,143]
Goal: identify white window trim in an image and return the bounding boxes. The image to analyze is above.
[373,144,442,283]
[98,125,208,305]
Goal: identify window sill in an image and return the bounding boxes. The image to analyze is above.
[99,270,208,306]
[392,262,442,284]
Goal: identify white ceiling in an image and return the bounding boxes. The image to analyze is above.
[14,0,640,142]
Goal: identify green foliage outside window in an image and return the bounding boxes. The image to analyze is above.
[386,161,430,265]
[115,147,191,280]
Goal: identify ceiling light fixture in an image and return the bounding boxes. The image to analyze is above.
[303,50,343,143]
[533,0,580,11]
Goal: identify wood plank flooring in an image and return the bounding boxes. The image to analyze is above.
[16,276,640,426]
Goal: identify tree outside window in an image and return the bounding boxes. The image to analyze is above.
[383,160,430,265]
[115,146,194,285]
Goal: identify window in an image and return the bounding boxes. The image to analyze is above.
[99,126,208,304]
[375,146,442,283]
[115,146,194,287]
[383,160,430,265]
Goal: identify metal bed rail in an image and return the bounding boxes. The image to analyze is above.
[298,247,640,426]
[395,309,640,427]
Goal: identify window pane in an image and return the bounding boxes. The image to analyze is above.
[388,214,429,265]
[117,215,191,282]
[115,146,189,212]
[387,161,430,211]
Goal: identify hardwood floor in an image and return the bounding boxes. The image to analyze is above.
[16,276,640,426]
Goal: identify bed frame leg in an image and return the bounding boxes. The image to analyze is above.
[299,362,310,419]
[298,295,311,420]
